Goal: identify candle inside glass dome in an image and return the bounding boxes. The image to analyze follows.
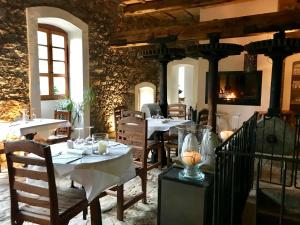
[182,150,201,166]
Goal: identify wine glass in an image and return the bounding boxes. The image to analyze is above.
[74,127,84,145]
[85,126,94,143]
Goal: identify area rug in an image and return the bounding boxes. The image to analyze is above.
[0,169,160,225]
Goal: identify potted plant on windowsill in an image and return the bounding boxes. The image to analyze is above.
[57,88,95,126]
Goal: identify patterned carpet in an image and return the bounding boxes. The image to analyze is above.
[0,169,160,225]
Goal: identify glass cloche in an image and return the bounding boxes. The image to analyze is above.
[177,124,212,180]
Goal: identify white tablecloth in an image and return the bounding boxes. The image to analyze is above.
[0,119,70,140]
[147,118,192,138]
[50,142,136,202]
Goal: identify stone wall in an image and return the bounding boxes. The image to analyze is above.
[0,0,160,131]
[90,47,159,133]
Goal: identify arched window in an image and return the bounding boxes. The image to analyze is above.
[38,24,69,100]
[135,82,156,111]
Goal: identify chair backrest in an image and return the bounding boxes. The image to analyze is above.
[116,116,147,166]
[168,104,186,119]
[54,110,71,138]
[121,110,146,119]
[5,140,59,224]
[197,108,209,125]
[114,106,128,139]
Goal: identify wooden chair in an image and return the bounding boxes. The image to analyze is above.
[5,139,102,225]
[121,110,145,119]
[104,114,162,221]
[0,141,4,172]
[47,110,72,145]
[168,104,187,119]
[197,108,209,125]
[114,106,127,140]
[164,135,178,167]
[165,104,187,166]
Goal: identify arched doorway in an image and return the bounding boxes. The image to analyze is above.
[167,58,199,109]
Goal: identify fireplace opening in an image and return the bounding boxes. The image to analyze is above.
[205,71,262,105]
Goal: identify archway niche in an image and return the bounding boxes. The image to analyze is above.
[135,82,156,111]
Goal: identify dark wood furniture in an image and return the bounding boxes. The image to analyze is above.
[121,110,145,119]
[165,105,188,166]
[158,166,214,225]
[0,142,4,172]
[168,104,187,119]
[104,114,162,221]
[113,106,127,139]
[197,108,209,125]
[47,110,72,145]
[164,135,178,167]
[5,140,102,225]
[290,61,300,114]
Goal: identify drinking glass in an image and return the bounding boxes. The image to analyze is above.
[92,133,109,155]
[85,126,94,143]
[74,127,84,145]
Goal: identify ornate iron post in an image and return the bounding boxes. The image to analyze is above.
[245,30,300,116]
[187,34,243,132]
[139,43,186,118]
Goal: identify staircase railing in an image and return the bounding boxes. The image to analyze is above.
[213,112,300,225]
[213,112,258,225]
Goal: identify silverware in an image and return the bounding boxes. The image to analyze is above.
[52,152,62,157]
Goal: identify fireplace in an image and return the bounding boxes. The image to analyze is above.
[205,71,262,105]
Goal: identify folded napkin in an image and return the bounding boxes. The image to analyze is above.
[66,148,88,155]
[161,119,171,124]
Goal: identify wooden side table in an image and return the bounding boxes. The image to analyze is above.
[158,166,214,225]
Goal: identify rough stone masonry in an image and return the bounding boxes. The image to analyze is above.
[0,0,159,131]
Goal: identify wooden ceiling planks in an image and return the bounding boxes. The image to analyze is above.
[121,0,234,15]
[112,9,300,46]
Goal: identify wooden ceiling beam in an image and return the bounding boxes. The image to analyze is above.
[112,9,300,46]
[163,12,177,21]
[123,0,234,16]
[183,9,197,22]
[278,0,300,11]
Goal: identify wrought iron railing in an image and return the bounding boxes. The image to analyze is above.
[294,115,300,189]
[213,112,300,225]
[213,112,258,225]
[256,114,298,187]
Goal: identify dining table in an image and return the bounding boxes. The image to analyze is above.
[23,140,134,225]
[46,141,136,202]
[146,118,193,164]
[0,118,71,140]
[146,118,192,139]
